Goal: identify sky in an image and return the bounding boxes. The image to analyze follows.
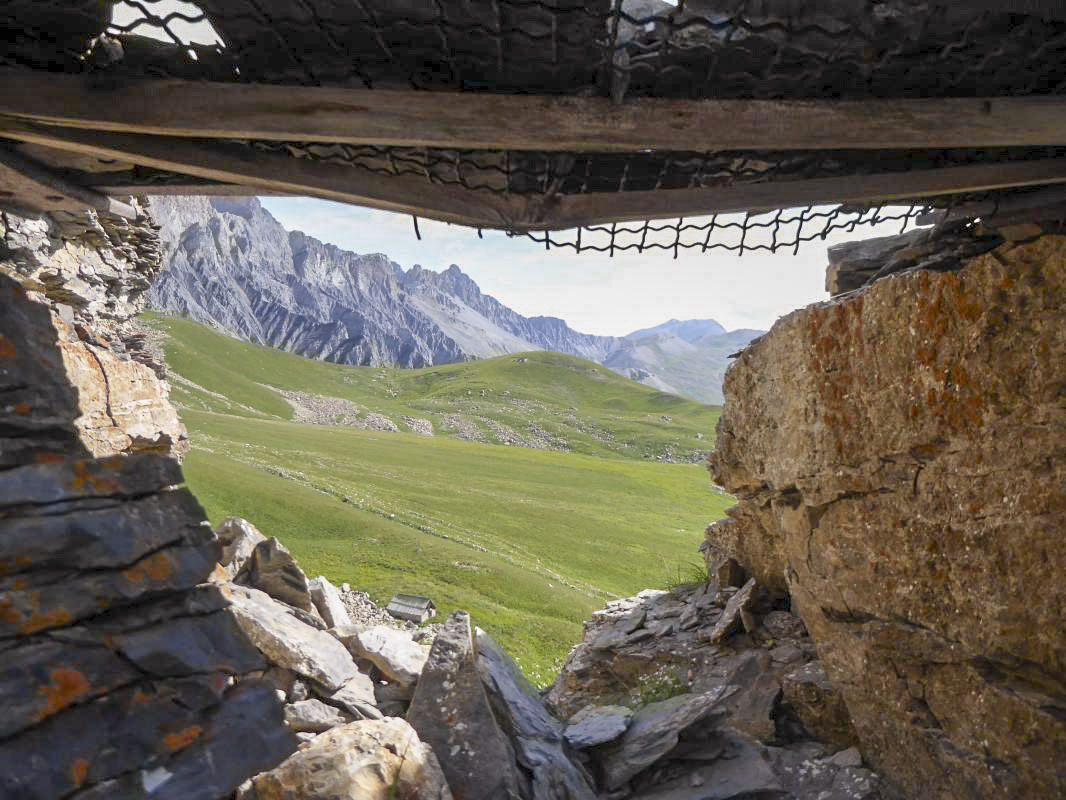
[260,198,913,337]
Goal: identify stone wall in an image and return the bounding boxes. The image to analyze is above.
[708,235,1066,798]
[1,206,186,466]
[0,206,292,799]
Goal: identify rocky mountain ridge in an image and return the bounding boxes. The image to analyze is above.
[147,196,759,403]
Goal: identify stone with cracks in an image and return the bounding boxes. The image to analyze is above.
[780,661,858,751]
[308,575,351,628]
[628,729,784,800]
[224,584,358,692]
[476,629,598,800]
[235,537,317,615]
[702,578,756,644]
[563,705,633,749]
[601,687,733,791]
[248,718,452,800]
[710,234,1066,798]
[328,673,383,720]
[337,624,429,686]
[217,517,267,580]
[407,612,524,800]
[283,698,351,733]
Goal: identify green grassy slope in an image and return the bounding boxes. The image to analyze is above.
[147,313,731,681]
[145,313,719,462]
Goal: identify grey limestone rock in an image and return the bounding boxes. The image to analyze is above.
[336,624,428,686]
[217,517,267,580]
[224,584,359,692]
[476,629,598,800]
[308,575,351,628]
[564,705,633,749]
[407,611,524,800]
[283,698,351,732]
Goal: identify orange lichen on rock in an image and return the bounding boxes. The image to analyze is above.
[37,668,91,720]
[0,335,16,358]
[70,757,90,788]
[122,551,173,584]
[162,725,203,752]
[69,461,120,495]
[0,591,73,635]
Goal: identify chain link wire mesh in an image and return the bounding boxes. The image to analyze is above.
[2,1,1066,256]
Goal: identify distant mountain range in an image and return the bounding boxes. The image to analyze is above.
[147,197,761,404]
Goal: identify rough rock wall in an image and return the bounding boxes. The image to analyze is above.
[0,205,292,798]
[1,206,186,465]
[708,235,1066,799]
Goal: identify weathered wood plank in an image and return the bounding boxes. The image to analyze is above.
[916,185,1066,225]
[533,159,1066,229]
[3,70,1066,152]
[0,120,527,229]
[0,148,135,219]
[3,119,1065,231]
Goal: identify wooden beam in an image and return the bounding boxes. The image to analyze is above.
[532,158,1066,229]
[3,119,1065,232]
[0,119,528,229]
[2,69,1066,152]
[0,147,136,219]
[916,185,1066,225]
[81,173,288,197]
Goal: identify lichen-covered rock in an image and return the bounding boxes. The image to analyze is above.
[249,718,452,800]
[709,235,1066,799]
[407,611,524,800]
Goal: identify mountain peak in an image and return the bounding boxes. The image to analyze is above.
[625,318,728,342]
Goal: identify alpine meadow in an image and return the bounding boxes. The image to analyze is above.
[146,313,732,682]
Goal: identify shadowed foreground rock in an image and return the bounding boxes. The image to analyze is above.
[0,456,296,800]
[710,234,1066,798]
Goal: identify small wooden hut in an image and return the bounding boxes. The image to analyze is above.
[386,594,437,624]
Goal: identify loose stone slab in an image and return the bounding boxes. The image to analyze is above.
[338,624,428,686]
[703,578,757,644]
[308,575,351,628]
[564,704,633,749]
[602,687,734,791]
[224,584,358,692]
[283,699,351,733]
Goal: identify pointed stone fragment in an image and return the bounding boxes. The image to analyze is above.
[407,612,524,800]
[308,575,351,628]
[234,537,316,614]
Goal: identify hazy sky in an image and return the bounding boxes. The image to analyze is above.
[260,198,911,337]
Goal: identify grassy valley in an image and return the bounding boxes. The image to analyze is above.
[145,313,732,682]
